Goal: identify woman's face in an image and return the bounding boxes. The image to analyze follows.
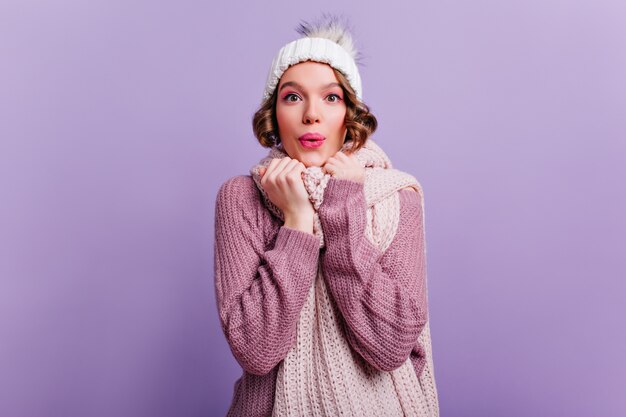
[275,61,347,168]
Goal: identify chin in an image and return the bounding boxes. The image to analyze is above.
[300,155,327,168]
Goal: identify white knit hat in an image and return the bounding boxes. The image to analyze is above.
[262,15,363,103]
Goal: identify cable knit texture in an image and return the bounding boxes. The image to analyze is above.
[214,139,439,416]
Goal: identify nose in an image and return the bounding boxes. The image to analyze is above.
[303,101,320,124]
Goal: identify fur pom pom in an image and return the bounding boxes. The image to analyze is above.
[295,13,363,66]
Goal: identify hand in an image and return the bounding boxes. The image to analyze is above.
[322,150,365,183]
[259,157,315,233]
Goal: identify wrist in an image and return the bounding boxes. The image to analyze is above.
[284,212,314,235]
[284,210,315,234]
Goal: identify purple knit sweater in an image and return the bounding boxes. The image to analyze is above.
[214,175,429,417]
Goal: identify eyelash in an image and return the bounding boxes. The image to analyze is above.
[283,93,342,103]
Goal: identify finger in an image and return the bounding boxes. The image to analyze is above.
[285,159,305,175]
[281,158,302,177]
[261,159,281,185]
[339,152,356,166]
[339,152,358,167]
[334,151,348,160]
[268,157,292,180]
[327,156,346,170]
[284,160,305,182]
[296,161,306,172]
[263,159,280,176]
[267,158,285,176]
[295,161,308,181]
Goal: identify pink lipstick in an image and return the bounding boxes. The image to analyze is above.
[298,132,325,149]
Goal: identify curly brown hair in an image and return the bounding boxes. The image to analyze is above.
[252,67,377,154]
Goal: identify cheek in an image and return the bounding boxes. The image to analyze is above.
[276,106,296,131]
[275,106,285,125]
[329,109,347,131]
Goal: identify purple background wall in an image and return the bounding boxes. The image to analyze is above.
[1,1,624,416]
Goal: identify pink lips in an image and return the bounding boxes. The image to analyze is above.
[298,132,325,149]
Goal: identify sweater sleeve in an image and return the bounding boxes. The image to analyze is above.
[214,176,321,375]
[318,177,428,372]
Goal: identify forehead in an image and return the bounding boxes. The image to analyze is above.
[278,61,339,87]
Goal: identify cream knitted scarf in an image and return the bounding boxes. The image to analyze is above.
[250,139,439,417]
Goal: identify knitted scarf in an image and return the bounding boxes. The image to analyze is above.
[250,139,439,417]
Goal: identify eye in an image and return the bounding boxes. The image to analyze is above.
[326,93,343,103]
[284,93,301,102]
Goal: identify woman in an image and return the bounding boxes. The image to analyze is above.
[214,15,439,417]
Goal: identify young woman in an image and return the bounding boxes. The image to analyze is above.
[214,15,440,417]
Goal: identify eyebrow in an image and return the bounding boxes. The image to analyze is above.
[278,81,341,92]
